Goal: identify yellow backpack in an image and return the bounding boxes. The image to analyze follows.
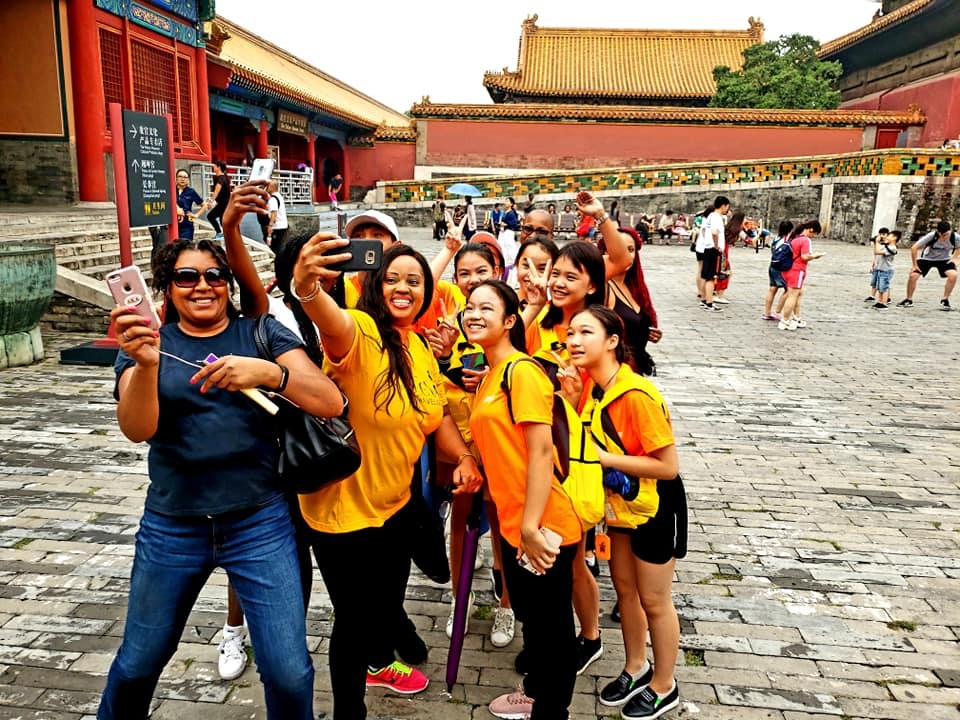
[501,358,605,530]
[583,373,662,529]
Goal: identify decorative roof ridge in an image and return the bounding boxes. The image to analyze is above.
[409,101,925,126]
[212,15,408,122]
[516,26,762,38]
[230,63,378,130]
[819,0,936,56]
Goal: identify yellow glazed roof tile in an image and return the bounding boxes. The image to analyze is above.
[409,100,925,127]
[211,17,412,131]
[483,15,765,100]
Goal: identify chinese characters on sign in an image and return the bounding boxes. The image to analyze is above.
[122,109,172,228]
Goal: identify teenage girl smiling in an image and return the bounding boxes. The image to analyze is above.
[464,280,580,720]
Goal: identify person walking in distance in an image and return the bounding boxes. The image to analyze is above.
[266,180,289,255]
[328,173,344,210]
[778,220,825,331]
[206,161,230,239]
[871,230,900,310]
[896,220,960,310]
[699,196,730,312]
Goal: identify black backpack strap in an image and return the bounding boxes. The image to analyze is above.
[252,314,274,361]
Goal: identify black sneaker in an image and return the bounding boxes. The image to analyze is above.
[864,296,877,302]
[897,299,913,307]
[575,634,603,675]
[599,666,653,707]
[585,555,601,578]
[514,646,530,675]
[941,298,952,311]
[394,617,428,666]
[610,601,621,623]
[491,568,503,603]
[621,682,680,719]
[873,302,888,309]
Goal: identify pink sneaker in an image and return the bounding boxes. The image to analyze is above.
[365,660,428,694]
[488,688,534,719]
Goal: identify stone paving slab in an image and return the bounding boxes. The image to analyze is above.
[0,228,958,719]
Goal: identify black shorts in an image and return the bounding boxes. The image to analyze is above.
[700,248,721,280]
[916,259,957,278]
[695,251,705,262]
[628,477,688,565]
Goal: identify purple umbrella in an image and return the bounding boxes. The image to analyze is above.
[445,492,484,692]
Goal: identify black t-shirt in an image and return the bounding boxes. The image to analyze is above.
[114,316,301,516]
[212,174,230,204]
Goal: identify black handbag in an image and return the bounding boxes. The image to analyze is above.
[252,315,361,494]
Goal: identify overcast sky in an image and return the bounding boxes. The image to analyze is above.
[215,0,881,113]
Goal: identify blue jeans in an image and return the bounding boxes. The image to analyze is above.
[97,495,314,719]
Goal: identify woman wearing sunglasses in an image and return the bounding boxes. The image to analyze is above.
[99,238,342,720]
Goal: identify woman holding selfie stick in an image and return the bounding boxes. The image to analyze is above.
[99,237,342,720]
[464,279,581,720]
[290,237,482,719]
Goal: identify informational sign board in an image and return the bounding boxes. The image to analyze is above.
[122,109,173,228]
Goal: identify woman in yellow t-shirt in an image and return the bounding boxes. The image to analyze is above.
[291,239,482,717]
[430,236,517,646]
[465,280,580,720]
[566,306,684,718]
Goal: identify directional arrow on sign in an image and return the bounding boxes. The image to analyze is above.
[131,159,140,174]
[129,125,138,139]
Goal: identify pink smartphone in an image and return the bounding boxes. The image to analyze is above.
[106,266,161,331]
[518,527,563,574]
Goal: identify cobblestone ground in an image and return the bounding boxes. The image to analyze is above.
[1,228,958,720]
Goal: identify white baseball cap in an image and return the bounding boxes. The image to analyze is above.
[344,210,399,242]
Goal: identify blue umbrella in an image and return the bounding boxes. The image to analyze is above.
[447,182,483,197]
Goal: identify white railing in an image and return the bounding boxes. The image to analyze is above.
[190,164,315,205]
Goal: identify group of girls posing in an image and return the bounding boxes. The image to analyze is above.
[101,180,686,720]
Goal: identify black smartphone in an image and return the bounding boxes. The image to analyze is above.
[324,239,383,272]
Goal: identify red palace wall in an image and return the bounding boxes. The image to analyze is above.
[347,143,416,198]
[419,119,865,169]
[842,71,960,148]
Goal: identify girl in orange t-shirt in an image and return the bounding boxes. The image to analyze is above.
[465,280,580,720]
[567,306,683,717]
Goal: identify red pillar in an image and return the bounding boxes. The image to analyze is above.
[257,119,269,158]
[67,0,108,201]
[339,143,350,204]
[307,133,316,202]
[195,46,212,159]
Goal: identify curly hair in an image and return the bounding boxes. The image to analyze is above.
[151,238,238,325]
[358,245,434,416]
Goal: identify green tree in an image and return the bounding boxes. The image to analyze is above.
[710,34,842,109]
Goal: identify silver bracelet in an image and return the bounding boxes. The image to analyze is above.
[289,279,320,303]
[596,212,610,225]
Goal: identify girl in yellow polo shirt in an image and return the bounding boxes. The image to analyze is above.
[291,240,482,718]
[465,280,580,720]
[566,306,684,720]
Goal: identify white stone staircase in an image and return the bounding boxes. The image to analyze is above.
[0,204,276,333]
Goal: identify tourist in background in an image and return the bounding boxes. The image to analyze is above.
[206,161,230,239]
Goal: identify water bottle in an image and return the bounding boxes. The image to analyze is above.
[602,468,639,502]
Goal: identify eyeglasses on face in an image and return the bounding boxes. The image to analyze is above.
[171,267,228,288]
[521,225,538,234]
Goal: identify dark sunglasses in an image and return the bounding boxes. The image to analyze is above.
[172,267,228,288]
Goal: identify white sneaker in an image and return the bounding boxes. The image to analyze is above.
[218,627,248,680]
[793,317,807,328]
[778,319,797,331]
[713,297,730,304]
[445,591,474,638]
[490,607,516,648]
[474,541,485,571]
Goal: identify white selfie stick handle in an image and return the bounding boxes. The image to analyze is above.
[241,388,279,415]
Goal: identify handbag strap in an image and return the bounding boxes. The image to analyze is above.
[252,314,274,362]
